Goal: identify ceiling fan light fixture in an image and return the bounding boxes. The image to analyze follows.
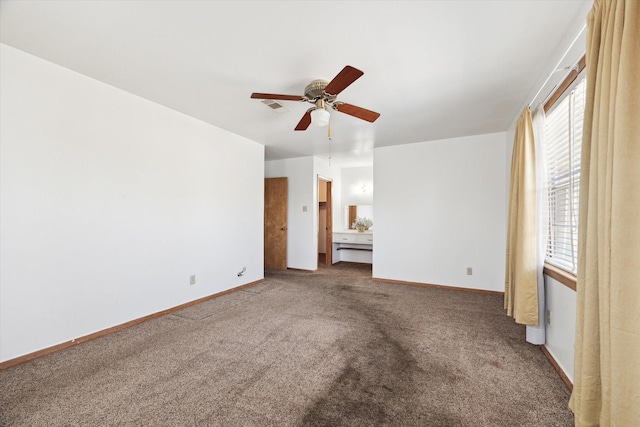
[311,108,330,127]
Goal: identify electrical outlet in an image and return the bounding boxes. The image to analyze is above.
[547,309,552,325]
[190,275,196,285]
[466,267,473,275]
[302,205,308,212]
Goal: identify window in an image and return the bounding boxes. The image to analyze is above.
[544,77,586,274]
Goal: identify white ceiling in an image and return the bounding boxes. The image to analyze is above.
[0,0,591,167]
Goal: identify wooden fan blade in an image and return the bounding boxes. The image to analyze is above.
[324,66,364,96]
[295,109,313,131]
[334,103,380,123]
[251,93,304,101]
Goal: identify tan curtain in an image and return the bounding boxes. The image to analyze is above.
[569,0,640,425]
[504,108,538,326]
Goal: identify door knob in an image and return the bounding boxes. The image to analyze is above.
[280,227,287,231]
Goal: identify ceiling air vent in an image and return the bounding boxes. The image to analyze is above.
[261,99,290,114]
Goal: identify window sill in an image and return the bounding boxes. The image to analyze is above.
[543,263,577,291]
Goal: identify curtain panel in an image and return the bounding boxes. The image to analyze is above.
[569,0,640,425]
[526,105,548,345]
[505,108,539,326]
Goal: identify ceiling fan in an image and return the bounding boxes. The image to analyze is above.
[251,65,380,131]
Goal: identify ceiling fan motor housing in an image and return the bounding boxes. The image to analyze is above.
[304,79,337,103]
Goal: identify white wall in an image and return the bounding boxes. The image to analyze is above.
[0,44,264,362]
[265,157,315,270]
[373,132,508,292]
[264,156,341,271]
[340,166,373,230]
[544,276,576,382]
[341,166,374,207]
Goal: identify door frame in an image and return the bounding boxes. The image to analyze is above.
[318,175,333,266]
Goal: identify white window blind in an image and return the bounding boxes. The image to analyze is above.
[544,77,586,274]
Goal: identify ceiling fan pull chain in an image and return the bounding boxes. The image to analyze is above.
[328,120,332,166]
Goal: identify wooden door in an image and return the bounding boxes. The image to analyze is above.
[264,177,288,270]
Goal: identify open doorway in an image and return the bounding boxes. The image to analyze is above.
[318,177,332,267]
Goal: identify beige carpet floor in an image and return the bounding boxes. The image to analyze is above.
[0,262,573,426]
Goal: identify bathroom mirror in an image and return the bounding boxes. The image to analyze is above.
[344,205,373,230]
